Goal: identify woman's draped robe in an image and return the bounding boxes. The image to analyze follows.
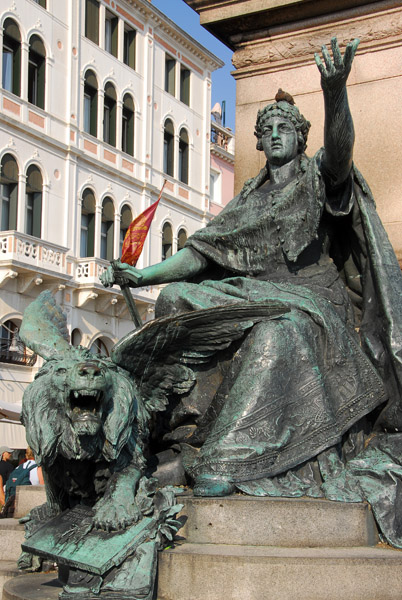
[155,151,402,547]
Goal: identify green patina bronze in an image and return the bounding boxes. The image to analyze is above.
[18,36,402,599]
[18,292,184,599]
[101,37,402,548]
[18,291,288,597]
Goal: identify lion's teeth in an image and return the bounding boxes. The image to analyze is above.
[74,391,79,399]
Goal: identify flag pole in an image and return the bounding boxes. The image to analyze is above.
[112,179,167,329]
[110,261,143,328]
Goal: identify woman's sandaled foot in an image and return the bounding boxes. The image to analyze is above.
[193,474,235,497]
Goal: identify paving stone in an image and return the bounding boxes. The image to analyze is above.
[0,562,21,600]
[2,574,60,600]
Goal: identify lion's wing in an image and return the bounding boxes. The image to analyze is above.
[19,290,70,360]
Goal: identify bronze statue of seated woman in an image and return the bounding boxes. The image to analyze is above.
[101,39,402,547]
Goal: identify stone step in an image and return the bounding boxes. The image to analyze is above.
[178,495,379,547]
[0,520,25,562]
[0,562,21,600]
[157,543,402,600]
[4,545,402,600]
[14,487,46,520]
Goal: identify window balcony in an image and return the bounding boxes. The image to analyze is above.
[73,256,109,286]
[0,231,70,286]
[210,121,235,160]
[0,335,37,367]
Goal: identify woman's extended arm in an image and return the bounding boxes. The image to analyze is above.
[315,37,359,188]
[100,246,210,289]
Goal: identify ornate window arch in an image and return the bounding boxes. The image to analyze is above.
[25,164,43,238]
[2,18,21,96]
[177,227,188,251]
[89,336,110,357]
[119,203,132,255]
[122,93,135,156]
[84,69,98,136]
[0,153,19,231]
[103,81,117,146]
[71,328,82,347]
[28,34,46,109]
[100,196,114,261]
[162,221,173,261]
[179,127,189,184]
[163,119,174,177]
[80,187,96,257]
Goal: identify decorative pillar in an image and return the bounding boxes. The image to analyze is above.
[97,88,105,143]
[116,99,123,152]
[17,173,27,233]
[20,41,29,101]
[94,203,102,258]
[114,210,121,259]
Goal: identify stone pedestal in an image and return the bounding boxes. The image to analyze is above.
[14,486,46,519]
[5,496,402,600]
[185,0,402,260]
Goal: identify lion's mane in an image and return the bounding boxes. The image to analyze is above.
[21,348,146,470]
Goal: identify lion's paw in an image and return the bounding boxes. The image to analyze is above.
[92,498,141,532]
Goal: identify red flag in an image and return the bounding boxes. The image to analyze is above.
[120,181,166,266]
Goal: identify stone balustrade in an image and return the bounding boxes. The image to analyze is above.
[0,231,68,274]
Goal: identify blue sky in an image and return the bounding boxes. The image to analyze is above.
[151,0,236,131]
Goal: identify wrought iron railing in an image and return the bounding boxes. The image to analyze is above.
[0,336,37,366]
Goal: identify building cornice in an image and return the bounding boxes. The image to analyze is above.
[210,144,235,165]
[122,0,224,71]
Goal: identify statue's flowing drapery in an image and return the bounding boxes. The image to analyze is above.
[155,151,402,547]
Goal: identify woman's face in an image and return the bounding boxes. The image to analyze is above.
[260,117,299,166]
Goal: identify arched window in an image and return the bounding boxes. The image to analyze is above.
[103,82,116,146]
[89,337,109,357]
[120,204,132,255]
[177,228,187,251]
[2,18,21,96]
[0,319,36,366]
[100,197,114,261]
[162,222,172,261]
[71,328,82,347]
[84,70,98,136]
[122,94,134,156]
[163,119,174,177]
[80,188,95,257]
[28,35,46,109]
[0,154,18,231]
[179,128,189,184]
[25,165,42,238]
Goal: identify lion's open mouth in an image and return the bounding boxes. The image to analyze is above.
[70,389,103,423]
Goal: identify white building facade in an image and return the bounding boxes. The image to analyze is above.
[0,0,223,444]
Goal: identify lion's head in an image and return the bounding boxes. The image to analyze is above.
[21,347,145,467]
[19,292,146,470]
